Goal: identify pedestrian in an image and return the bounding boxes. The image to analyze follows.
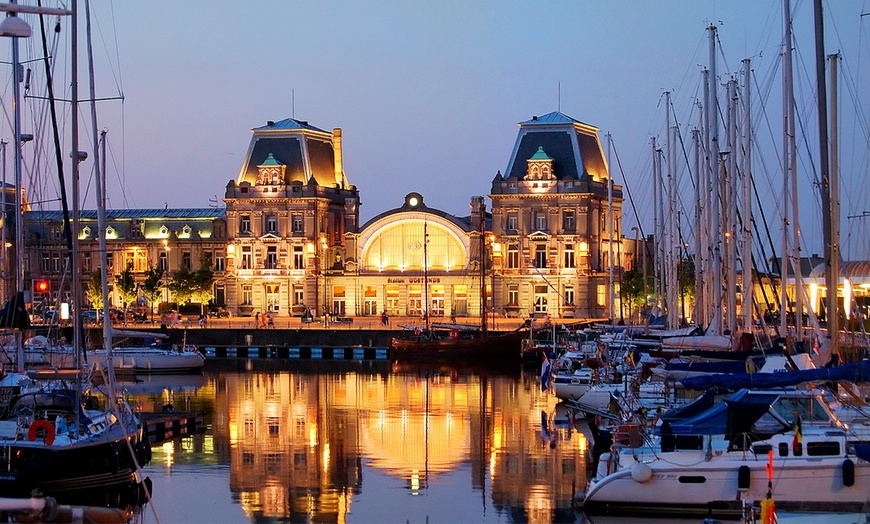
[254,311,260,328]
[381,311,388,326]
[198,314,205,328]
[450,311,456,324]
[267,312,274,328]
[260,312,267,329]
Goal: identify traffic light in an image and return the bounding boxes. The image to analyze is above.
[34,280,49,294]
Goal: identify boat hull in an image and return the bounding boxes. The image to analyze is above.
[580,454,870,517]
[390,330,526,359]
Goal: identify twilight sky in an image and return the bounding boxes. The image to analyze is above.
[6,0,870,259]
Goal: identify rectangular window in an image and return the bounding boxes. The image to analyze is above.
[51,254,61,272]
[363,286,378,316]
[332,285,346,316]
[105,252,113,270]
[408,284,422,317]
[507,284,519,306]
[292,215,303,234]
[214,254,225,272]
[534,284,548,314]
[507,245,519,269]
[266,246,278,269]
[293,285,304,306]
[563,210,575,232]
[536,212,547,231]
[182,251,191,270]
[564,244,575,268]
[534,244,547,268]
[159,251,167,271]
[564,286,575,306]
[597,284,606,306]
[430,284,445,317]
[507,213,518,232]
[293,245,304,269]
[42,253,50,272]
[266,216,277,234]
[242,284,253,306]
[386,285,401,316]
[240,215,251,234]
[452,284,467,316]
[241,246,252,270]
[215,285,225,306]
[265,283,280,313]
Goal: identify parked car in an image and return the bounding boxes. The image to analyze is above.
[208,306,230,318]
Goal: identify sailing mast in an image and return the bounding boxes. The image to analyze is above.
[477,198,487,336]
[741,59,753,332]
[813,0,838,360]
[708,24,723,336]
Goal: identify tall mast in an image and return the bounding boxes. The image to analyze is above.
[741,59,754,331]
[71,0,84,368]
[607,132,614,323]
[780,0,793,338]
[708,24,723,335]
[692,127,704,327]
[813,0,837,359]
[665,92,678,329]
[726,78,738,335]
[829,52,840,358]
[652,137,663,314]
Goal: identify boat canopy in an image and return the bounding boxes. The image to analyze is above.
[665,390,779,436]
[680,360,870,391]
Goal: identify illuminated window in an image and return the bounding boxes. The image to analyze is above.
[507,245,519,269]
[534,285,548,313]
[507,284,519,306]
[293,245,304,269]
[266,246,278,269]
[332,285,346,316]
[408,285,422,316]
[534,244,547,268]
[430,284,445,316]
[386,285,400,315]
[564,286,574,306]
[159,252,167,271]
[241,246,252,269]
[564,244,575,269]
[293,285,304,306]
[242,284,253,306]
[363,286,378,316]
[362,220,466,271]
[597,284,606,306]
[265,284,280,313]
[452,285,467,316]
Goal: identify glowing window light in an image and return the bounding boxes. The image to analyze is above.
[844,279,852,319]
[809,282,819,314]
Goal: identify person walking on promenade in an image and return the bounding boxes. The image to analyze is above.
[381,311,388,326]
[254,311,260,328]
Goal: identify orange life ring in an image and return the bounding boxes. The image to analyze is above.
[414,328,421,336]
[449,329,459,340]
[28,419,55,446]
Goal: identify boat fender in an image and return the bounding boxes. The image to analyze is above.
[737,465,751,489]
[28,419,55,446]
[631,463,652,483]
[449,329,459,340]
[843,458,855,487]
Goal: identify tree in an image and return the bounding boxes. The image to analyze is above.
[141,266,165,322]
[191,252,215,315]
[621,268,653,323]
[114,262,138,323]
[169,266,195,307]
[85,269,104,311]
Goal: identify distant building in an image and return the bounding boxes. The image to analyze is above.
[22,111,633,321]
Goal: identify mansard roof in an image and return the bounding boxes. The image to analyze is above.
[502,111,607,182]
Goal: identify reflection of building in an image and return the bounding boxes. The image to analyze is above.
[21,111,634,320]
[208,369,586,521]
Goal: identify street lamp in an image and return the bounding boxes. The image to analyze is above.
[320,235,328,327]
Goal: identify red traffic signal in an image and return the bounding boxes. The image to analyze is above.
[34,280,49,293]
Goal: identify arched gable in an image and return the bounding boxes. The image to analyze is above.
[358,211,469,272]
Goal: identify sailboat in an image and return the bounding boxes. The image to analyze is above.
[0,2,150,504]
[390,199,529,360]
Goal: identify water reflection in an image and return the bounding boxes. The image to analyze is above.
[130,361,587,523]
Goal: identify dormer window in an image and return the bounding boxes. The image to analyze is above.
[105,226,117,239]
[159,225,169,237]
[81,226,91,238]
[526,146,555,181]
[256,153,286,186]
[181,225,192,238]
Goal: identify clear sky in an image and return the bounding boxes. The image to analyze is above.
[5,1,870,259]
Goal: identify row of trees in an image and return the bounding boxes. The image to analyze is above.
[85,253,215,321]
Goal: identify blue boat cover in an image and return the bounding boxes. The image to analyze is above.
[855,444,870,462]
[679,360,870,391]
[666,390,778,436]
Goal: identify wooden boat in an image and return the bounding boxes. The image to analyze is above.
[391,323,528,360]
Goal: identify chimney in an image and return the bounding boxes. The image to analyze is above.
[333,128,344,187]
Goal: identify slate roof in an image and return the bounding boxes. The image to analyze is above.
[24,208,226,221]
[240,118,335,186]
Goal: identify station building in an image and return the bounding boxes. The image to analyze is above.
[23,111,628,321]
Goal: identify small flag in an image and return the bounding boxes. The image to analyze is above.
[627,351,635,368]
[812,337,820,356]
[541,352,551,392]
[792,415,802,452]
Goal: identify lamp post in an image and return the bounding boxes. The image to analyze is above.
[320,235,328,328]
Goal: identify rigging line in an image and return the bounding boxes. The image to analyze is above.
[610,136,653,264]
